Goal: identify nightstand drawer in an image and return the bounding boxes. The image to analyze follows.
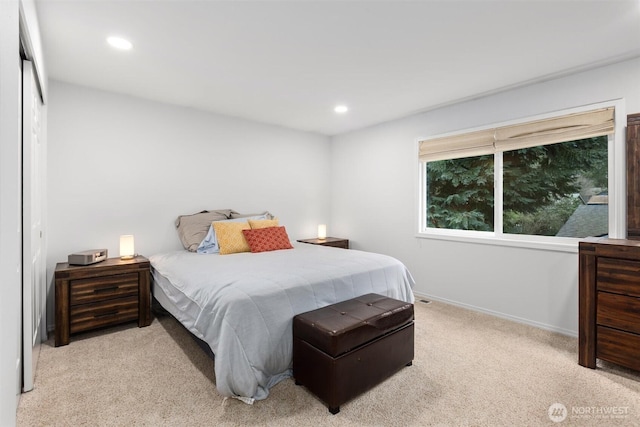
[597,292,640,335]
[70,273,139,305]
[597,258,640,297]
[70,295,139,333]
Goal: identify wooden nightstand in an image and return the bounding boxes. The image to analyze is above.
[297,237,349,249]
[54,255,151,346]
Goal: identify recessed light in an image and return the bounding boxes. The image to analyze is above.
[334,105,348,114]
[107,36,133,50]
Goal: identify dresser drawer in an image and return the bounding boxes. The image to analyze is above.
[597,325,640,371]
[70,273,139,305]
[597,292,640,335]
[70,295,139,333]
[597,258,640,297]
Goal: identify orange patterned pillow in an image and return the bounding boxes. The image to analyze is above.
[242,226,293,253]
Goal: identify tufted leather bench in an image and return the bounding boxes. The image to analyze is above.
[293,293,414,414]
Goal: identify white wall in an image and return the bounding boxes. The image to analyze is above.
[0,2,22,425]
[1,0,48,424]
[331,57,640,336]
[46,80,331,328]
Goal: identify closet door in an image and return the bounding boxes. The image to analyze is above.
[22,59,45,392]
[627,113,640,239]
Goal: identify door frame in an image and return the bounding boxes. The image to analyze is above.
[21,58,46,393]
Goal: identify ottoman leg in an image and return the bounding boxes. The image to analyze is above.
[406,361,413,367]
[295,379,302,386]
[329,406,340,415]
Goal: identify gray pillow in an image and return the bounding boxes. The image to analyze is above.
[175,209,233,251]
[230,210,274,220]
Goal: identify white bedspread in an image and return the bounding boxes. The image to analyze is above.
[149,243,415,402]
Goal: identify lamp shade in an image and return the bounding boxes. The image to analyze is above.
[120,235,135,259]
[317,224,327,240]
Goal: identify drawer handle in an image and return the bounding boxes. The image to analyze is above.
[93,286,119,294]
[94,311,118,318]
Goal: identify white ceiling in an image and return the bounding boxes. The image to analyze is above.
[36,0,640,136]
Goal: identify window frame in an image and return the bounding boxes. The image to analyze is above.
[416,99,626,253]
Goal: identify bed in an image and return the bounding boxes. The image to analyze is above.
[150,241,415,403]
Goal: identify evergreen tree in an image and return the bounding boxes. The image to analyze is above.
[426,136,608,234]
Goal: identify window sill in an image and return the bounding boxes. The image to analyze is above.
[415,231,579,253]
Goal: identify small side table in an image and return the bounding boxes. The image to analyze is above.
[54,255,151,346]
[297,237,349,249]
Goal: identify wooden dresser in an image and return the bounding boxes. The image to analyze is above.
[55,255,151,346]
[579,238,640,371]
[627,113,640,239]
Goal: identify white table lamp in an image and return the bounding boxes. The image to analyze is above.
[318,224,327,240]
[120,235,135,260]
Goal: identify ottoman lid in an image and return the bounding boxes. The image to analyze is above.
[293,293,414,357]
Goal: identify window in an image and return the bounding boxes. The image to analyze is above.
[419,106,618,244]
[502,137,608,237]
[426,155,494,231]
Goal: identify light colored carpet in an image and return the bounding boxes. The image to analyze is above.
[17,300,640,426]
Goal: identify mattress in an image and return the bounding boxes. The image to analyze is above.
[149,243,415,403]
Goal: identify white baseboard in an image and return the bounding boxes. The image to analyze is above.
[412,291,577,338]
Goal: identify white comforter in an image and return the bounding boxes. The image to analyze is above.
[149,243,415,402]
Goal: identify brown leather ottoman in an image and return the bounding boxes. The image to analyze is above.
[293,293,414,414]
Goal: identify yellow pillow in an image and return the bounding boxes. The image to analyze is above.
[213,221,251,255]
[248,218,279,229]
